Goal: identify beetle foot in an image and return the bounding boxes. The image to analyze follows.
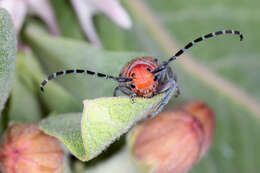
[174,86,181,98]
[130,94,136,103]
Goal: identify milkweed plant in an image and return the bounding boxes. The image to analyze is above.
[0,0,255,173]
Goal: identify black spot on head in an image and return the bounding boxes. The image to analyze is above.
[130,84,136,88]
[153,76,158,81]
[147,68,151,72]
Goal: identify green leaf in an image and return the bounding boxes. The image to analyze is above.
[40,113,85,160]
[8,75,42,122]
[39,94,164,161]
[0,8,17,135]
[0,9,17,113]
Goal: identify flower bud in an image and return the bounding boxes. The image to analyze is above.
[128,110,204,173]
[174,100,215,156]
[0,123,64,173]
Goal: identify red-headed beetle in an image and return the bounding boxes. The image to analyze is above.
[40,30,243,118]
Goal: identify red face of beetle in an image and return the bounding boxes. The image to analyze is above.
[120,57,160,97]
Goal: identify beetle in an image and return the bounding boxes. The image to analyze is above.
[40,29,243,118]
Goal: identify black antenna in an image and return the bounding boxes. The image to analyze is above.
[40,69,132,92]
[153,30,243,74]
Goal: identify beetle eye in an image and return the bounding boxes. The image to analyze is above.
[153,76,158,81]
[130,84,136,88]
[147,68,151,72]
[131,73,135,77]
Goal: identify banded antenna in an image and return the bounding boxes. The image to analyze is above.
[40,69,132,92]
[153,30,243,74]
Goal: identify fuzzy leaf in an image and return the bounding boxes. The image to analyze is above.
[8,75,41,122]
[39,113,85,160]
[0,9,17,113]
[39,94,164,161]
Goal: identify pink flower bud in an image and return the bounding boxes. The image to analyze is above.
[129,110,204,173]
[174,100,215,156]
[0,123,64,173]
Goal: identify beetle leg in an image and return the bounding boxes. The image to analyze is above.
[156,68,167,83]
[113,85,134,96]
[172,73,181,97]
[173,73,178,81]
[130,93,137,103]
[174,86,181,97]
[168,69,181,97]
[166,66,174,79]
[156,66,172,84]
[113,86,120,97]
[113,85,136,103]
[149,79,177,118]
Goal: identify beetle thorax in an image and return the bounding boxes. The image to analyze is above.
[130,64,154,87]
[120,57,160,97]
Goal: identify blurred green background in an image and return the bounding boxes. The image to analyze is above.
[1,0,260,172]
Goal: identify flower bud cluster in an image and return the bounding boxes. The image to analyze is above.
[129,100,215,173]
[0,123,64,173]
